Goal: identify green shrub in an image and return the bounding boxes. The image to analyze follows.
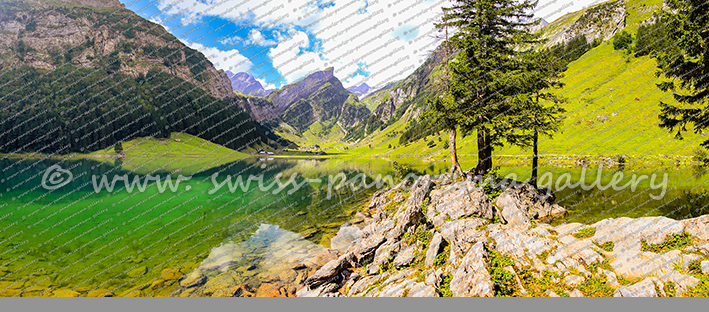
[439,274,452,297]
[613,31,633,51]
[577,276,613,297]
[640,232,693,253]
[487,250,518,296]
[597,241,614,252]
[572,227,596,239]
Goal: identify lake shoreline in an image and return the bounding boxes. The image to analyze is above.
[297,174,709,297]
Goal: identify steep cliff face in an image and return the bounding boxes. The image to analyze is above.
[0,0,235,100]
[359,44,450,125]
[258,68,337,122]
[540,0,626,47]
[336,44,451,142]
[226,71,273,97]
[279,76,369,130]
[17,0,125,9]
[339,95,371,129]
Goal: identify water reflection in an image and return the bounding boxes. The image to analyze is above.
[2,156,709,297]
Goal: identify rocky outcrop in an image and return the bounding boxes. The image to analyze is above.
[296,174,709,297]
[0,1,234,100]
[542,0,626,47]
[360,44,450,125]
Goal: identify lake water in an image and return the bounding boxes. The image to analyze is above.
[1,157,708,296]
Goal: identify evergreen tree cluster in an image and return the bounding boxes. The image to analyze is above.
[654,0,709,148]
[634,18,672,57]
[0,66,274,154]
[548,35,602,66]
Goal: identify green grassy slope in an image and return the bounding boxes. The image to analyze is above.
[87,132,248,175]
[322,0,701,167]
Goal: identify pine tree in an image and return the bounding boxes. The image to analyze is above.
[514,47,567,186]
[433,0,542,175]
[655,0,709,148]
[114,141,123,155]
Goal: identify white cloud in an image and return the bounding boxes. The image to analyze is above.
[343,73,368,89]
[256,77,276,90]
[157,0,325,29]
[185,41,253,73]
[246,29,277,47]
[267,30,327,84]
[154,0,599,90]
[308,0,446,87]
[159,0,447,87]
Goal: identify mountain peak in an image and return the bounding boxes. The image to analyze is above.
[225,71,273,97]
[306,67,335,81]
[347,83,373,99]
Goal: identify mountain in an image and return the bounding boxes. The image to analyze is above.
[232,67,370,145]
[527,17,549,33]
[344,44,452,142]
[539,0,626,46]
[241,67,369,129]
[226,71,274,97]
[539,18,549,27]
[347,83,373,98]
[0,0,236,100]
[339,0,699,160]
[0,0,282,154]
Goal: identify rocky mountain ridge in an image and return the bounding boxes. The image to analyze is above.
[0,0,235,100]
[226,71,274,97]
[297,175,709,297]
[540,0,627,47]
[237,67,371,136]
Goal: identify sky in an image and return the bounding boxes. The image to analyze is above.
[119,0,601,90]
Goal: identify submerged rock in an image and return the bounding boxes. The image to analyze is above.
[180,272,206,288]
[330,226,363,253]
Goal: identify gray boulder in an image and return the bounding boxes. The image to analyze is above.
[424,232,443,267]
[304,252,355,288]
[392,245,419,269]
[495,190,531,228]
[449,242,494,297]
[428,181,495,225]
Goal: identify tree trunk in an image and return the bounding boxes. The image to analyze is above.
[475,127,493,175]
[449,127,464,177]
[531,91,541,187]
[484,130,493,171]
[531,128,538,187]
